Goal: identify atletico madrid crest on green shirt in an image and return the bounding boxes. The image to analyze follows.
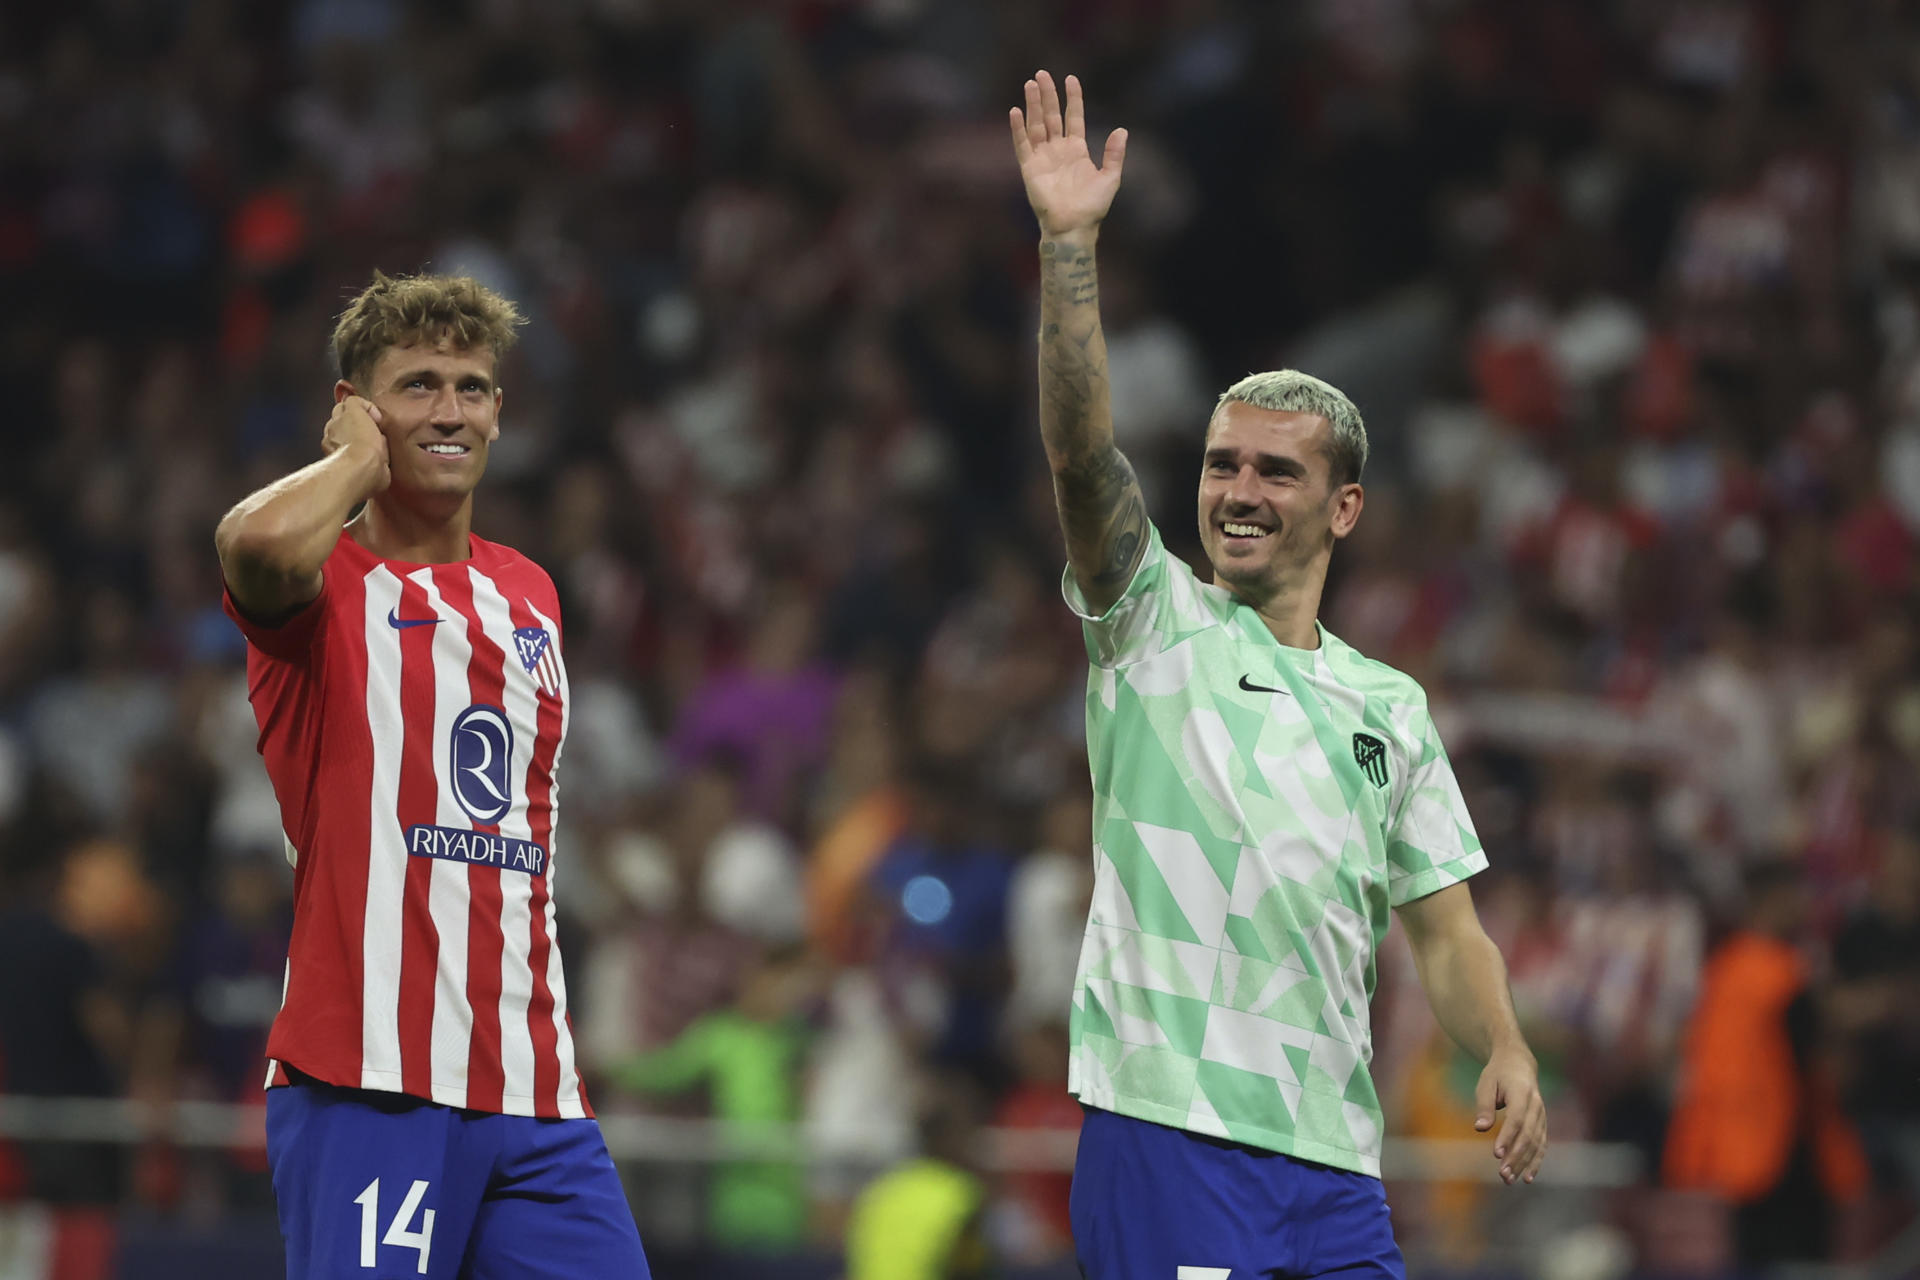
[1352,733,1388,788]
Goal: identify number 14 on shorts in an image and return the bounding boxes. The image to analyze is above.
[354,1177,437,1274]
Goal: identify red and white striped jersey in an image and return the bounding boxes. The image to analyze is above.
[224,531,590,1118]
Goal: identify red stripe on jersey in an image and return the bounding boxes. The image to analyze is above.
[394,576,442,1100]
[442,571,508,1114]
[524,877,559,1115]
[510,595,564,1116]
[259,565,373,1085]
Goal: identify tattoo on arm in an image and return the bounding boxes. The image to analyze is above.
[1041,240,1100,306]
[1054,446,1149,593]
[1037,240,1105,463]
[1037,238,1145,601]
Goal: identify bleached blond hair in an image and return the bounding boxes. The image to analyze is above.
[1215,369,1368,486]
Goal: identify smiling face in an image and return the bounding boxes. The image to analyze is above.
[343,340,502,506]
[1197,400,1363,604]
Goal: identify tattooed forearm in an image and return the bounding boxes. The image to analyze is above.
[1037,234,1147,607]
[1041,240,1100,307]
[1037,237,1110,467]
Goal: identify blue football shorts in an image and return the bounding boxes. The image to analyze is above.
[1070,1106,1406,1280]
[266,1073,650,1279]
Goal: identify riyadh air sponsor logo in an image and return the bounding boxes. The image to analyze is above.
[404,824,548,876]
[450,703,515,823]
[1352,732,1389,789]
[513,626,561,696]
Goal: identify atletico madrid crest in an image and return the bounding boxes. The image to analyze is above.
[1352,732,1389,789]
[513,626,562,696]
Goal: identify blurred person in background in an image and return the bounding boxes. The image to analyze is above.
[804,666,912,966]
[989,1019,1080,1267]
[1664,859,1868,1268]
[24,584,176,831]
[843,1070,992,1280]
[612,942,821,1257]
[1013,69,1545,1279]
[579,758,787,1082]
[920,538,1088,817]
[161,849,295,1211]
[800,962,917,1243]
[867,756,1015,1092]
[667,584,839,831]
[578,781,759,1078]
[600,750,806,949]
[1830,829,1920,1200]
[0,836,169,1204]
[1004,789,1095,1037]
[574,771,765,1249]
[214,272,648,1277]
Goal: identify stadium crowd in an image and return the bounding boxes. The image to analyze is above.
[0,0,1916,1274]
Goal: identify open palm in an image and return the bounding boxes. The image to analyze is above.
[1010,71,1128,238]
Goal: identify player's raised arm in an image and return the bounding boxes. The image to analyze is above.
[1012,71,1146,615]
[215,395,391,624]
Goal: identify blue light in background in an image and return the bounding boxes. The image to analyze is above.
[901,875,954,925]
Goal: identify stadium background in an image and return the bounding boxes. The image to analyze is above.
[0,0,1915,1276]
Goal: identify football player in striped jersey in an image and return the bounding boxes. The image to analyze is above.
[217,272,650,1278]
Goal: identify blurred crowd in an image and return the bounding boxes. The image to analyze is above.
[0,0,1918,1273]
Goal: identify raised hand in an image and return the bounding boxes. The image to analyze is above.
[1010,71,1128,239]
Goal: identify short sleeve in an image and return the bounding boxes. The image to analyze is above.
[1385,703,1489,906]
[1060,523,1192,669]
[222,570,329,662]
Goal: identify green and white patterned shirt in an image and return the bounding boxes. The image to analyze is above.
[1063,523,1487,1177]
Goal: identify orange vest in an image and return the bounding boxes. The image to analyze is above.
[1663,932,1867,1203]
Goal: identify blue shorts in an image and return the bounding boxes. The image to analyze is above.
[266,1075,650,1279]
[1070,1107,1405,1280]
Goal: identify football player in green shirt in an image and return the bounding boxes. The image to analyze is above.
[1011,69,1546,1280]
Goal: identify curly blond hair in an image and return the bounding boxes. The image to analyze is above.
[330,270,525,388]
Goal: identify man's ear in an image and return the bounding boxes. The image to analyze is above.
[333,379,356,405]
[1330,483,1365,540]
[488,386,503,442]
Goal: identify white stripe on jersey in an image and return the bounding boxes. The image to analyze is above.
[415,568,475,1108]
[263,958,292,1090]
[529,602,584,1117]
[468,568,540,1108]
[361,566,408,1091]
[545,891,584,1118]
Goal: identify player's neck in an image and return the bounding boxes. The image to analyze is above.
[1252,595,1322,650]
[1219,564,1325,650]
[350,493,475,564]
